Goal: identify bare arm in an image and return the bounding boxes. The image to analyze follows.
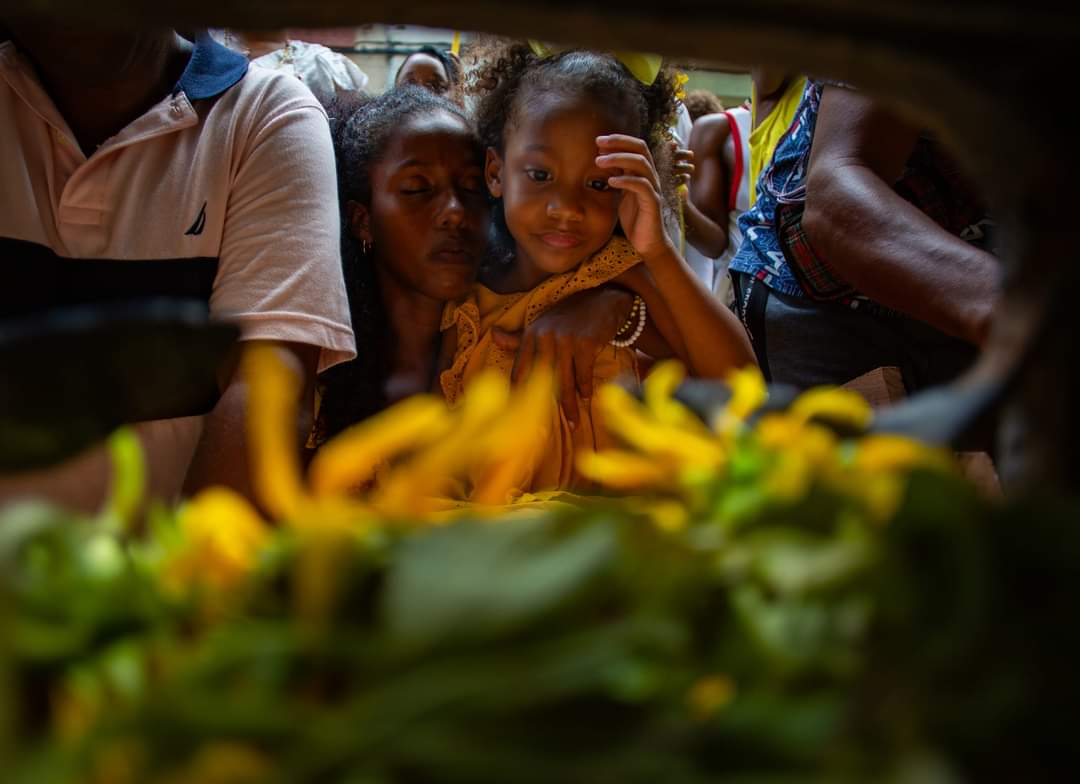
[0,415,203,514]
[597,134,755,378]
[615,258,753,378]
[183,340,319,502]
[802,86,999,346]
[685,114,732,257]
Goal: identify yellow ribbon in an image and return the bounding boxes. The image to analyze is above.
[451,31,461,58]
[527,40,662,86]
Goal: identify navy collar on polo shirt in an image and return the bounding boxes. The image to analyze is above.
[173,33,248,101]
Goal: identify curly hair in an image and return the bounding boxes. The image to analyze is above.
[315,85,472,443]
[467,41,681,266]
[683,89,725,122]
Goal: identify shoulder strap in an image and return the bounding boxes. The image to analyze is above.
[723,110,745,210]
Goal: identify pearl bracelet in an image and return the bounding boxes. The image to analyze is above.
[610,297,647,348]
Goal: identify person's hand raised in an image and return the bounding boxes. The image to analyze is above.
[596,134,674,262]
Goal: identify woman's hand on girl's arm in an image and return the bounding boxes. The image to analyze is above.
[491,287,635,428]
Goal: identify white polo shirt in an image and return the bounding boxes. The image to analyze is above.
[0,34,356,372]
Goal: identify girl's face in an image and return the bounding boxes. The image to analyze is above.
[356,111,488,302]
[485,90,636,282]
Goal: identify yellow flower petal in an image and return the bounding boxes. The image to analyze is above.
[165,488,270,595]
[308,395,452,497]
[243,344,307,520]
[789,386,873,431]
[577,449,673,490]
[103,427,145,532]
[713,365,767,437]
[643,361,704,431]
[687,674,736,720]
[644,499,690,533]
[180,741,270,784]
[372,371,510,516]
[471,367,556,505]
[858,474,906,523]
[598,384,726,469]
[854,434,954,475]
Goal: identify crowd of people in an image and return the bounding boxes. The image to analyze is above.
[0,24,999,511]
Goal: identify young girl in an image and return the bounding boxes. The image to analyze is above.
[441,44,755,492]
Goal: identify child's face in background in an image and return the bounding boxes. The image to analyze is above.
[486,90,636,282]
[362,111,489,302]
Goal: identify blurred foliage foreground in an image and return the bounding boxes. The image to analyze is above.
[2,348,1077,783]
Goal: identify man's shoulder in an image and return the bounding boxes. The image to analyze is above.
[212,63,325,114]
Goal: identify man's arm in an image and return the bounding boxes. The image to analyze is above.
[0,415,203,514]
[802,86,999,346]
[182,340,318,501]
[685,114,732,257]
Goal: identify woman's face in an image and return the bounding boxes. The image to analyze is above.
[361,110,488,302]
[395,53,451,96]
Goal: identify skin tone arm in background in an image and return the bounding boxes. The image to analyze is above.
[802,86,999,346]
[684,114,733,257]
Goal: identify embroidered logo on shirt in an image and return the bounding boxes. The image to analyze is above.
[185,202,207,236]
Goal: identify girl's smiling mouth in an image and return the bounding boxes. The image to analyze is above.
[539,231,585,249]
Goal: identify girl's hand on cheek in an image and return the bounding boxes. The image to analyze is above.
[596,134,673,262]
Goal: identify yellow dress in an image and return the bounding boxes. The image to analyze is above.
[748,76,807,207]
[440,238,642,493]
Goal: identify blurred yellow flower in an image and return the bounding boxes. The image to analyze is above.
[687,674,736,720]
[644,361,708,432]
[717,367,768,438]
[243,344,306,520]
[372,371,511,516]
[578,449,674,490]
[158,741,269,784]
[674,70,690,100]
[164,488,270,595]
[599,383,726,470]
[855,433,954,475]
[309,395,452,497]
[644,499,690,533]
[469,367,556,505]
[789,386,873,431]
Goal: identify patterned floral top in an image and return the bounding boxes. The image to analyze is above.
[730,80,992,312]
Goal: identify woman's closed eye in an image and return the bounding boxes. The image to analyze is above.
[399,177,432,195]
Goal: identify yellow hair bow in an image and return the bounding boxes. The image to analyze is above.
[527,40,663,86]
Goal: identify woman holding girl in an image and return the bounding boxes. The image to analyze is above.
[315,84,636,444]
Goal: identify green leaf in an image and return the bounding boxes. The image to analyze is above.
[382,516,616,648]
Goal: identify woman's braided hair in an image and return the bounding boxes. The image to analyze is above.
[314,85,472,444]
[467,41,681,267]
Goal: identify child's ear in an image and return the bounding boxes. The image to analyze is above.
[485,147,504,198]
[346,200,373,245]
